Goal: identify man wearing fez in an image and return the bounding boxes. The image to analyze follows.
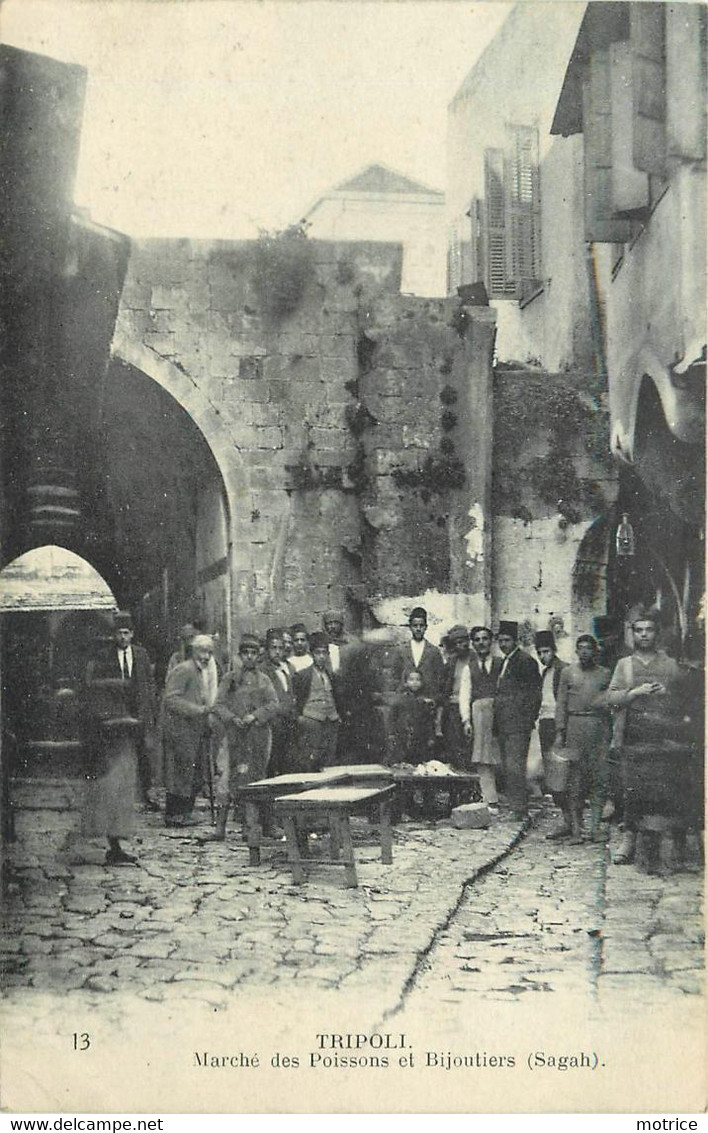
[82,611,156,864]
[600,608,681,865]
[162,634,218,827]
[322,608,350,675]
[393,607,446,710]
[493,620,542,819]
[459,626,503,808]
[259,628,297,777]
[534,630,568,788]
[292,631,343,770]
[90,611,158,812]
[441,625,471,768]
[207,633,279,840]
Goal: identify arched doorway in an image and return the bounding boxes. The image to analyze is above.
[0,546,117,782]
[571,516,611,636]
[84,354,233,682]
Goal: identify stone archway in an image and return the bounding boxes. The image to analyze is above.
[0,546,118,784]
[571,515,611,636]
[111,330,245,537]
[110,331,250,657]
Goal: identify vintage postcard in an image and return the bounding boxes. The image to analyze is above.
[0,0,705,1116]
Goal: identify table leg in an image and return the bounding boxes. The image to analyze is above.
[296,819,311,859]
[379,799,393,865]
[282,815,306,885]
[338,815,358,888]
[244,801,262,866]
[329,814,341,859]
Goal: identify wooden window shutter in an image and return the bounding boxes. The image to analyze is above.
[583,51,634,242]
[631,3,667,176]
[610,41,650,213]
[484,147,515,297]
[666,3,706,162]
[468,196,484,284]
[508,125,542,288]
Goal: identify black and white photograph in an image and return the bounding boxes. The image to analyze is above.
[0,0,705,1117]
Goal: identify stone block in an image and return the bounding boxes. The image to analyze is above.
[366,368,407,397]
[120,278,151,309]
[278,332,319,357]
[367,449,405,476]
[310,404,348,429]
[267,380,289,403]
[451,803,491,830]
[242,402,279,429]
[253,426,283,451]
[151,284,188,311]
[402,423,437,449]
[320,311,358,336]
[146,309,176,334]
[142,331,176,357]
[320,357,356,386]
[116,308,151,339]
[319,334,357,362]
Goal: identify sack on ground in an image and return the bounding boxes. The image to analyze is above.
[526,726,544,784]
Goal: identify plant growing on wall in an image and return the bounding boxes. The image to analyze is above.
[492,370,614,522]
[253,224,314,322]
[392,447,466,493]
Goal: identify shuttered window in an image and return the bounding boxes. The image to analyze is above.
[476,129,541,299]
[484,147,512,296]
[509,125,541,285]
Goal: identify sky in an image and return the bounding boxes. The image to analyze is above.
[0,0,512,237]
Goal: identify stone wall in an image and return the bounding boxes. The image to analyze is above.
[113,237,496,640]
[490,367,617,652]
[112,234,615,648]
[358,294,495,639]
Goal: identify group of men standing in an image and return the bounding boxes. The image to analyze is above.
[81,603,695,870]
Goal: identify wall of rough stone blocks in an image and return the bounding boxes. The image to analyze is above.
[113,237,499,641]
[492,516,601,662]
[114,238,403,637]
[490,367,617,653]
[113,233,615,649]
[358,295,496,633]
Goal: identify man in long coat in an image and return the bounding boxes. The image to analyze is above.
[82,611,156,863]
[208,633,279,840]
[87,610,157,809]
[162,634,217,827]
[391,608,446,724]
[601,609,681,864]
[459,625,503,807]
[259,628,297,777]
[494,620,542,819]
[441,624,471,768]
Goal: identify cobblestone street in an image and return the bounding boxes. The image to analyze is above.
[1,791,703,1112]
[394,815,704,1026]
[1,787,528,1014]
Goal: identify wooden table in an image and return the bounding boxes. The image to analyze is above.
[236,769,349,865]
[391,771,480,819]
[327,763,393,786]
[274,784,395,888]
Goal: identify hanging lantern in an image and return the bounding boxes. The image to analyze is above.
[615,512,635,557]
